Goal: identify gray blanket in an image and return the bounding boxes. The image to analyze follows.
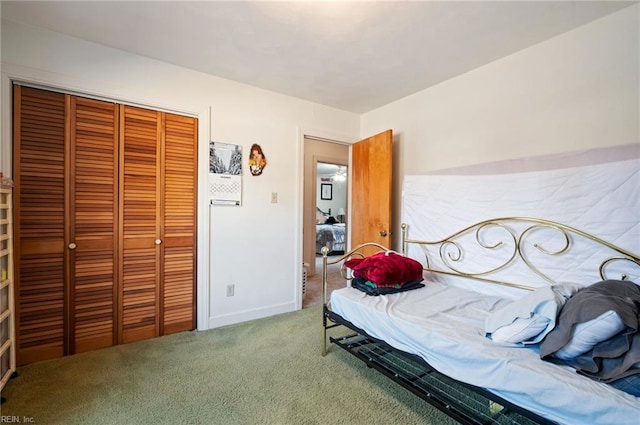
[540,280,640,382]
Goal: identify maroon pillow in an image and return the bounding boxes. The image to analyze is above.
[344,251,424,288]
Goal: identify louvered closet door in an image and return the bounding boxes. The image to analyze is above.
[162,113,197,334]
[13,86,67,365]
[15,87,197,363]
[68,96,119,353]
[119,106,161,343]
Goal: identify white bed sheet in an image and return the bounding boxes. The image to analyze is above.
[402,156,640,289]
[330,283,640,425]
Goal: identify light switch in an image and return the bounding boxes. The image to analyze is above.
[271,192,278,203]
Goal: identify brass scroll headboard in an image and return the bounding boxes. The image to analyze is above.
[401,217,640,291]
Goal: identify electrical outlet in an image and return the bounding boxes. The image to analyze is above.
[226,284,235,297]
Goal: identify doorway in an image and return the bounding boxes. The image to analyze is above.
[302,137,348,308]
[300,130,394,308]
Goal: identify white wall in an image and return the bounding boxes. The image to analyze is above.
[316,176,347,218]
[0,20,360,329]
[361,5,640,249]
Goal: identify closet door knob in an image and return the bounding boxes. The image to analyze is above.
[155,239,162,245]
[68,243,77,250]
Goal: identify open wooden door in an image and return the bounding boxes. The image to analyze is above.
[350,130,393,252]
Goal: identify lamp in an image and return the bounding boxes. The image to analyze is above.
[337,208,346,223]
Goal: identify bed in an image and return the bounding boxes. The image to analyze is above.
[316,206,346,254]
[316,223,346,254]
[321,147,640,425]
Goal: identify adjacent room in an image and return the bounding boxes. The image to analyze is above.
[1,1,638,424]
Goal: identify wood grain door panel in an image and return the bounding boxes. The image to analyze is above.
[162,113,197,334]
[119,106,161,343]
[14,86,67,365]
[351,130,393,254]
[69,96,119,353]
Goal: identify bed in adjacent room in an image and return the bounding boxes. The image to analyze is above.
[315,207,346,254]
[316,223,345,254]
[321,145,640,425]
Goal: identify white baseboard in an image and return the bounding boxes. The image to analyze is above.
[207,301,298,329]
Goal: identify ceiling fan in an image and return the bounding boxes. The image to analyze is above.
[334,166,347,182]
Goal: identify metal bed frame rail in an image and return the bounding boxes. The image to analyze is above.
[324,307,554,425]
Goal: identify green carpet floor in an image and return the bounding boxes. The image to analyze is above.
[1,306,457,424]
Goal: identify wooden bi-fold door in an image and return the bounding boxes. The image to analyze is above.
[161,113,197,335]
[67,95,120,354]
[14,86,68,365]
[13,86,197,365]
[13,86,119,364]
[119,105,162,343]
[118,106,197,343]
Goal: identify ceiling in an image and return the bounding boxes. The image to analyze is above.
[1,1,635,113]
[317,162,345,176]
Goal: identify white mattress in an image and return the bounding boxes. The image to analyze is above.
[402,154,640,289]
[331,283,640,425]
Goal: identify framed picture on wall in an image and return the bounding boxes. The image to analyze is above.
[321,183,332,200]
